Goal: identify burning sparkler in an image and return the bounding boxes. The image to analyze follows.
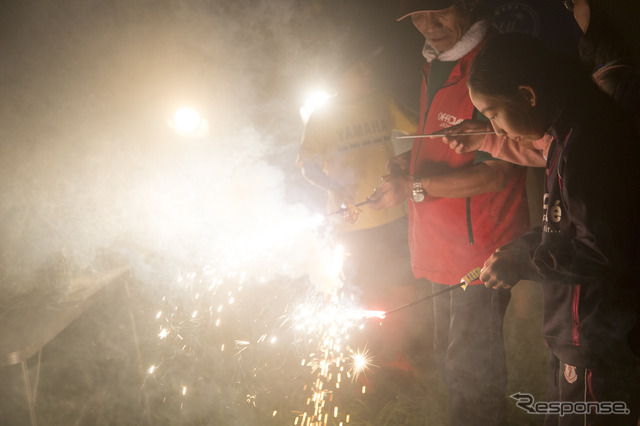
[349,347,375,382]
[142,205,386,425]
[325,199,372,224]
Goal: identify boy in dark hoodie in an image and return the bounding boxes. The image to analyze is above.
[468,33,640,426]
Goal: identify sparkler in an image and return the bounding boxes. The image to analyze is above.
[143,209,382,425]
[289,293,385,425]
[395,131,495,139]
[326,199,372,224]
[349,347,375,382]
[384,267,482,316]
[326,199,371,217]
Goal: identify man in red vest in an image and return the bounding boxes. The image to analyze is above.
[369,1,530,424]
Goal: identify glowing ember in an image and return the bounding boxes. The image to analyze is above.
[350,348,375,382]
[361,310,386,320]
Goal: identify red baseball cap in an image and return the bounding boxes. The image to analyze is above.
[397,0,456,21]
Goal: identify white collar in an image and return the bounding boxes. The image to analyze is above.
[422,19,491,63]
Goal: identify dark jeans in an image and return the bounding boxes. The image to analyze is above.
[432,281,511,426]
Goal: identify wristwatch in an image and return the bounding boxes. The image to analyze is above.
[411,176,425,202]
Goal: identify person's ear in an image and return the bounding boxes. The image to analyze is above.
[518,85,537,107]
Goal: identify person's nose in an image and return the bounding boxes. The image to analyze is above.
[491,122,505,136]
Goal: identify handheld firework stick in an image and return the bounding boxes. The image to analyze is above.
[383,267,482,317]
[326,199,371,224]
[395,131,495,140]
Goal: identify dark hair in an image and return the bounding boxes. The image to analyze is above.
[579,0,633,67]
[468,33,592,109]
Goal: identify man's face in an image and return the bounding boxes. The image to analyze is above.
[410,5,473,52]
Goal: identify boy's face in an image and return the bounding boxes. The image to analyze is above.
[469,87,547,146]
[410,5,473,53]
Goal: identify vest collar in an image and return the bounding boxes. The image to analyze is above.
[422,18,490,63]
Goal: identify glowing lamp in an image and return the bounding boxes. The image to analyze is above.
[169,107,209,137]
[300,90,333,123]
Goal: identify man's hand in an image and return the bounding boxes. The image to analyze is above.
[387,151,411,175]
[368,174,412,210]
[442,119,491,154]
[480,246,523,290]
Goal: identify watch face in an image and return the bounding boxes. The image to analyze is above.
[412,191,425,202]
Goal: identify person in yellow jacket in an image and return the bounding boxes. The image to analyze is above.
[297,37,421,371]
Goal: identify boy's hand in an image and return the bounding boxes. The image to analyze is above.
[480,247,523,290]
[442,120,491,154]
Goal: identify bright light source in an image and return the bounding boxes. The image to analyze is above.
[175,108,200,132]
[350,348,375,382]
[299,90,333,123]
[169,107,209,137]
[352,352,368,372]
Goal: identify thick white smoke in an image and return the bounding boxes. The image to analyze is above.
[0,0,341,297]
